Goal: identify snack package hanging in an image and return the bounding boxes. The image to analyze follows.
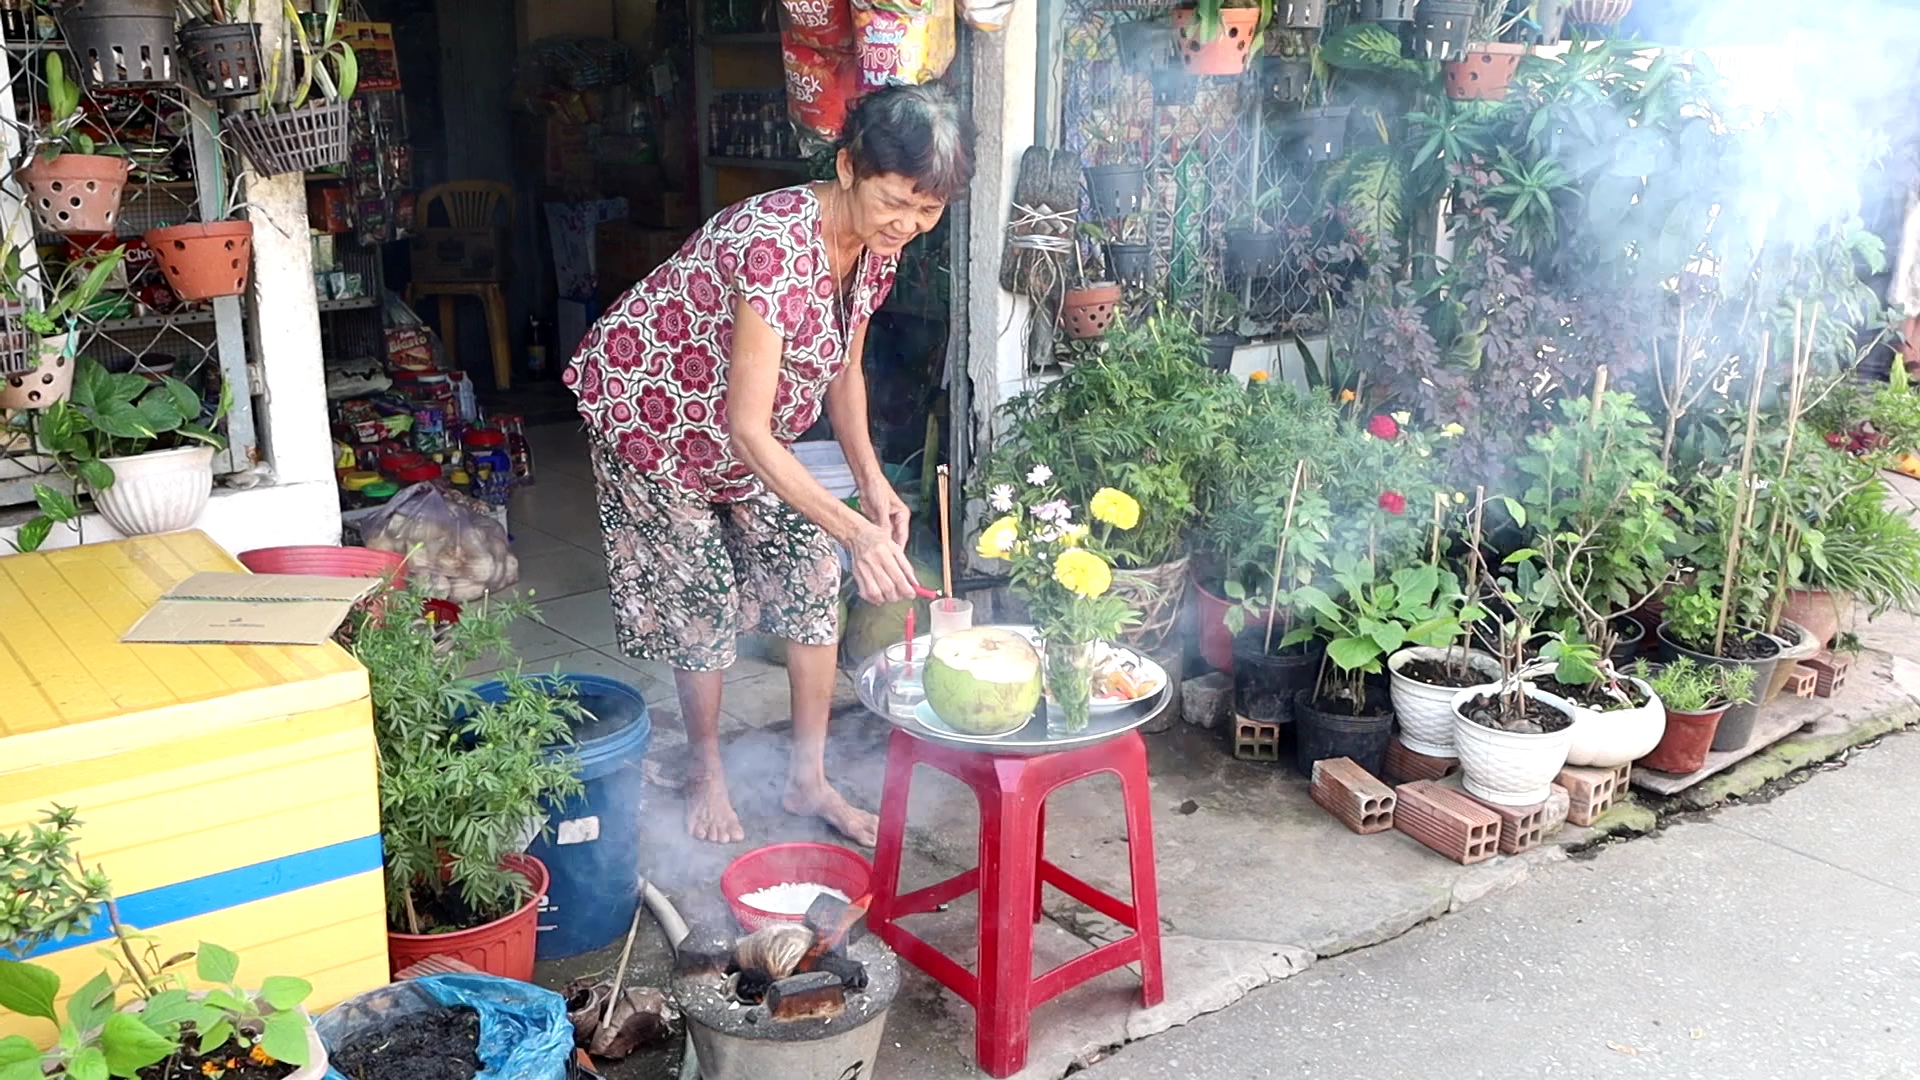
[782,39,859,147]
[852,0,955,90]
[776,0,855,53]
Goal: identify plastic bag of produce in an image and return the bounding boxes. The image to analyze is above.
[363,482,519,601]
[776,0,854,52]
[783,39,859,148]
[852,0,954,90]
[319,975,573,1080]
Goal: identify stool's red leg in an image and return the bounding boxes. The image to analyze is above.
[868,729,916,932]
[1032,797,1047,924]
[1119,734,1164,1006]
[975,760,1038,1078]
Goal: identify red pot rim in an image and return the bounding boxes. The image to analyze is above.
[1663,704,1731,721]
[146,220,255,242]
[21,153,131,180]
[1065,283,1122,304]
[385,853,548,944]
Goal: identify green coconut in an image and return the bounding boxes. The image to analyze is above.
[924,627,1042,735]
[840,560,943,665]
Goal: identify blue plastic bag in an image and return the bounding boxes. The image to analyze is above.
[318,974,573,1080]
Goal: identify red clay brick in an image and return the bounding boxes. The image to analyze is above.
[1783,666,1818,698]
[1385,736,1459,784]
[1311,757,1396,834]
[1438,775,1551,853]
[1233,715,1283,762]
[1801,651,1853,698]
[1556,764,1622,827]
[1394,780,1500,864]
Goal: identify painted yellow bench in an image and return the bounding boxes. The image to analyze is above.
[0,531,388,1042]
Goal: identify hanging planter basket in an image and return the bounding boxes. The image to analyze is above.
[1443,42,1528,100]
[1532,0,1571,42]
[145,220,255,300]
[59,0,178,87]
[1062,283,1122,339]
[1356,0,1418,20]
[0,304,37,378]
[18,153,132,235]
[227,100,351,176]
[1276,0,1326,29]
[1286,104,1352,162]
[1085,163,1148,219]
[1411,0,1476,60]
[1568,0,1633,27]
[1223,228,1281,279]
[179,19,265,99]
[1172,7,1262,77]
[1113,16,1173,72]
[0,334,77,411]
[1201,332,1240,371]
[1105,241,1152,284]
[1263,55,1312,103]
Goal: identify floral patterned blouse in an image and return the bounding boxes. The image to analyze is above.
[564,185,897,502]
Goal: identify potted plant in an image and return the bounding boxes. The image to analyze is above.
[0,246,124,412]
[176,0,266,100]
[1411,0,1476,60]
[348,588,585,982]
[1060,229,1121,340]
[1197,284,1243,369]
[226,0,357,176]
[1082,115,1147,221]
[16,53,132,236]
[1442,1,1530,102]
[145,212,256,301]
[1631,657,1757,775]
[1112,14,1174,73]
[1283,65,1354,162]
[1223,189,1285,281]
[1527,631,1665,769]
[57,0,178,87]
[975,483,1141,734]
[1654,584,1781,753]
[1385,497,1499,758]
[1447,552,1580,805]
[10,357,231,552]
[1094,216,1152,285]
[1356,0,1418,20]
[1261,29,1313,104]
[1172,0,1273,77]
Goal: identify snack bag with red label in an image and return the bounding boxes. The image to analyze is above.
[777,0,854,52]
[852,0,954,91]
[782,39,859,149]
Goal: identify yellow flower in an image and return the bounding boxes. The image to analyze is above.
[1090,487,1141,530]
[1061,523,1091,547]
[1053,548,1113,598]
[1248,370,1270,383]
[1392,410,1412,425]
[976,515,1020,559]
[1440,422,1465,437]
[1453,491,1468,504]
[1339,388,1357,403]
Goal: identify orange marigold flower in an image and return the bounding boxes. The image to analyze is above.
[250,1044,277,1065]
[1339,388,1357,403]
[1248,369,1270,383]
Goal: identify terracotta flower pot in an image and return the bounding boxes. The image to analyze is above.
[1191,570,1265,674]
[0,334,78,411]
[1173,7,1262,77]
[386,854,548,982]
[1783,589,1851,650]
[1638,703,1726,775]
[1443,42,1527,101]
[1062,282,1122,339]
[18,153,131,234]
[146,220,255,300]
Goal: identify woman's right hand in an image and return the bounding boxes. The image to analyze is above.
[847,522,919,605]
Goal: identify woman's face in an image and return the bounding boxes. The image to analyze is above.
[834,154,948,257]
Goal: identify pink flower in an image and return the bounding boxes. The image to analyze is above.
[1367,414,1399,441]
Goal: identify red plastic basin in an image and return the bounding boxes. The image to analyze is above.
[721,842,872,933]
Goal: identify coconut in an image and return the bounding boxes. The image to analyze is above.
[923,628,1042,735]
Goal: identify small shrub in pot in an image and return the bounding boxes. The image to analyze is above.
[1631,657,1756,775]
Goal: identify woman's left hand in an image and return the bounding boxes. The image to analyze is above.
[862,478,911,547]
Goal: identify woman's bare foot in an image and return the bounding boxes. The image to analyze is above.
[783,780,880,848]
[686,772,745,843]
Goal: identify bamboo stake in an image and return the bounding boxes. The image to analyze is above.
[936,464,955,599]
[1662,307,1687,470]
[1430,491,1445,566]
[601,901,646,1031]
[1455,486,1487,680]
[1263,460,1308,655]
[1714,336,1770,656]
[1582,365,1609,488]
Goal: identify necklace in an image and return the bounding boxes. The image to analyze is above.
[822,184,862,341]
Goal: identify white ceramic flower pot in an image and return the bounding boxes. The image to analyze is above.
[1387,646,1501,758]
[1451,684,1576,806]
[1537,675,1665,769]
[94,444,215,538]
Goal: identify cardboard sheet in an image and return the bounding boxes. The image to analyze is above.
[121,573,379,646]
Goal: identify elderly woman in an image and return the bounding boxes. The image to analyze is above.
[564,84,973,846]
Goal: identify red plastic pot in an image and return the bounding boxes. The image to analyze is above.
[146,221,255,300]
[387,854,547,982]
[238,544,408,587]
[1190,570,1268,675]
[1637,705,1726,775]
[1172,7,1262,76]
[722,842,872,933]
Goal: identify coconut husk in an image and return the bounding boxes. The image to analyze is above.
[587,987,678,1059]
[1000,146,1083,303]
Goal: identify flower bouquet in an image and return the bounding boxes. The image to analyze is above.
[978,468,1142,733]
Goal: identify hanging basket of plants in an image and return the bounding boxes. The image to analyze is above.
[1062,282,1122,339]
[18,152,131,235]
[1410,0,1475,60]
[1286,104,1352,162]
[179,18,266,99]
[1105,241,1152,284]
[0,334,76,410]
[1442,42,1528,100]
[228,99,351,176]
[1224,228,1281,279]
[1262,55,1312,104]
[1112,15,1174,72]
[1085,163,1148,219]
[145,220,256,300]
[1568,0,1632,27]
[59,0,178,87]
[1172,7,1262,76]
[1356,0,1418,20]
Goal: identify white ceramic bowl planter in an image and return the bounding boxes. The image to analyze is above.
[1538,675,1666,769]
[94,444,216,537]
[1387,645,1501,757]
[1451,685,1577,806]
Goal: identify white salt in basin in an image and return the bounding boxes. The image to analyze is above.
[738,881,851,915]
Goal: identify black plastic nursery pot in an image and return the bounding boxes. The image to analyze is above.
[1105,241,1152,284]
[1287,105,1353,162]
[61,0,177,87]
[1263,56,1312,104]
[1608,617,1646,667]
[1292,687,1395,778]
[1655,622,1782,753]
[1113,16,1174,72]
[1223,228,1282,279]
[1276,0,1326,29]
[1201,332,1240,371]
[179,18,264,99]
[1085,163,1148,219]
[1232,632,1325,727]
[1411,0,1476,60]
[1356,0,1418,20]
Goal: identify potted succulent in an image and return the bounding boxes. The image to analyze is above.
[0,246,124,411]
[176,0,267,100]
[1630,657,1757,775]
[1172,0,1273,77]
[348,587,585,982]
[227,0,358,176]
[1442,0,1530,101]
[10,356,231,552]
[16,53,132,236]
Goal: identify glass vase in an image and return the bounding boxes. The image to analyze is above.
[1045,638,1098,737]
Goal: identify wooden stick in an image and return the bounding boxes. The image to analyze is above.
[936,464,954,599]
[1715,336,1770,656]
[1264,460,1308,654]
[601,901,646,1031]
[1430,491,1444,566]
[1582,365,1609,488]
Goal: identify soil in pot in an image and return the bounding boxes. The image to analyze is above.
[138,1034,301,1080]
[1232,633,1323,724]
[403,884,521,935]
[1533,676,1650,712]
[330,1006,482,1080]
[1398,656,1491,688]
[1459,691,1572,735]
[1292,686,1394,777]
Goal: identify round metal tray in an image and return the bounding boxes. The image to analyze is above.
[852,629,1171,756]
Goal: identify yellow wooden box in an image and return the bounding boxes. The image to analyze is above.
[0,531,389,1042]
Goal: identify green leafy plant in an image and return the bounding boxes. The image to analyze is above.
[0,966,179,1080]
[349,588,584,932]
[1283,556,1484,710]
[0,247,126,338]
[32,53,122,160]
[166,943,312,1068]
[262,0,358,111]
[1188,0,1275,54]
[0,807,110,958]
[1661,585,1727,652]
[1630,656,1755,713]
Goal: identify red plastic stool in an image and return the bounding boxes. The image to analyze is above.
[868,727,1164,1077]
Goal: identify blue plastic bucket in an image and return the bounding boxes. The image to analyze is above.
[471,673,652,960]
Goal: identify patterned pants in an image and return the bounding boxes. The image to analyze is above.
[591,437,841,672]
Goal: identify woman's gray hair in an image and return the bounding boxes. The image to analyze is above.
[837,83,975,202]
